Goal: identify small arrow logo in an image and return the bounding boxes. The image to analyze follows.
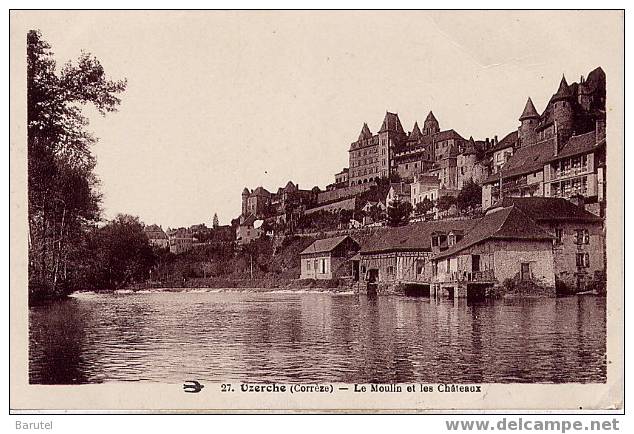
[183,380,205,393]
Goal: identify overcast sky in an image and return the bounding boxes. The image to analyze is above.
[15,11,623,228]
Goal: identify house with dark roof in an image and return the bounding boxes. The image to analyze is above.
[493,197,605,292]
[236,214,264,246]
[299,235,360,280]
[482,137,557,209]
[144,224,169,249]
[431,205,557,297]
[543,129,606,217]
[355,219,476,294]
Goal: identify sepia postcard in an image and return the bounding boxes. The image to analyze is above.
[9,10,624,413]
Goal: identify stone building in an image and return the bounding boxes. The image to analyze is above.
[543,128,606,216]
[167,229,196,254]
[431,205,556,298]
[241,181,318,220]
[144,224,169,249]
[236,214,263,246]
[495,197,605,292]
[299,235,360,280]
[457,137,489,189]
[385,182,411,208]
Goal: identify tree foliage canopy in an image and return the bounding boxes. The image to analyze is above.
[27,30,127,299]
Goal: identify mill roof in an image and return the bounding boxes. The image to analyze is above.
[433,206,552,260]
[360,219,477,254]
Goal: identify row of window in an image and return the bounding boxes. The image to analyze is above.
[554,228,590,245]
[554,155,589,177]
[351,157,378,167]
[305,258,328,274]
[551,176,589,198]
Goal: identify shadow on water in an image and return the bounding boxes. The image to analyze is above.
[29,291,607,384]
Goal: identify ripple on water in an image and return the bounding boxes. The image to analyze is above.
[29,292,606,384]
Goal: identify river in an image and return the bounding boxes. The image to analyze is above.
[29,290,606,384]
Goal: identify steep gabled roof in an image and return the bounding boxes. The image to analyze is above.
[408,122,422,141]
[495,197,602,223]
[360,219,477,254]
[379,111,405,134]
[425,111,438,124]
[252,186,271,196]
[284,181,297,193]
[519,97,540,120]
[487,130,519,154]
[300,235,358,255]
[483,138,556,183]
[433,206,552,259]
[433,129,465,142]
[388,182,411,196]
[549,131,604,161]
[462,137,477,155]
[358,123,373,141]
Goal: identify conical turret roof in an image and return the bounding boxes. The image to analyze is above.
[358,123,372,141]
[519,97,540,120]
[552,75,572,101]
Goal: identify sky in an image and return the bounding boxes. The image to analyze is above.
[14,11,623,228]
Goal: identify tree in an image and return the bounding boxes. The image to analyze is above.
[212,213,219,228]
[27,30,127,299]
[82,215,156,290]
[386,198,412,226]
[456,179,482,211]
[415,197,433,215]
[437,195,457,212]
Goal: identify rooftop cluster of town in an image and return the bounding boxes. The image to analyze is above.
[145,67,607,297]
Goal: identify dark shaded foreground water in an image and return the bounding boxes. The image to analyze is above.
[29,290,606,384]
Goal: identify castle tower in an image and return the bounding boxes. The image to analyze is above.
[518,97,539,146]
[423,111,440,136]
[378,111,405,178]
[551,75,575,144]
[241,187,250,216]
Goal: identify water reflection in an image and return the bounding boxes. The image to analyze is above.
[29,291,606,384]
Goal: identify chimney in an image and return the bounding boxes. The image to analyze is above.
[485,138,490,148]
[494,135,498,145]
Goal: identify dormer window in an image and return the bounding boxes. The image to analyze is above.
[448,233,456,246]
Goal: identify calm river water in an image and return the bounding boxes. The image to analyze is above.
[29,290,606,384]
